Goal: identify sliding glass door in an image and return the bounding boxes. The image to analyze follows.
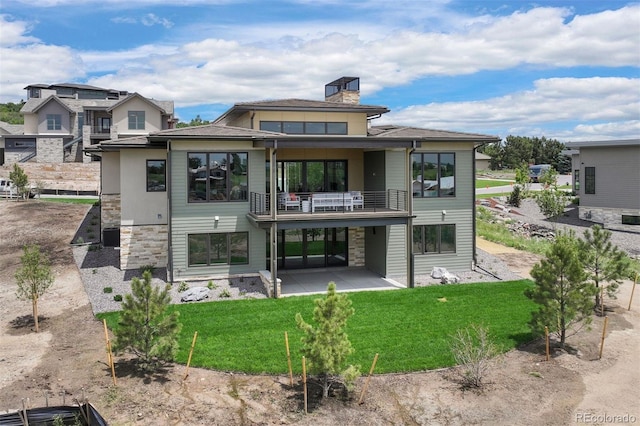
[275,227,348,269]
[276,160,347,193]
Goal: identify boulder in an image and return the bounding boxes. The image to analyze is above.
[180,286,210,302]
[441,272,460,284]
[430,267,448,279]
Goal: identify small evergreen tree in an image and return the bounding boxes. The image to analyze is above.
[9,163,29,200]
[15,245,54,333]
[525,231,597,346]
[535,169,569,222]
[295,282,360,398]
[112,270,181,372]
[579,225,632,310]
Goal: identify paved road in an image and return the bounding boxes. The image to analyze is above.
[476,175,573,195]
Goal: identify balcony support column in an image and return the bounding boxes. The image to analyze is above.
[269,145,279,297]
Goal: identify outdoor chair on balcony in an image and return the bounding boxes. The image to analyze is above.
[279,193,301,210]
[350,191,364,209]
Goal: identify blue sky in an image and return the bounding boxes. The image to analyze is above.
[1,0,638,141]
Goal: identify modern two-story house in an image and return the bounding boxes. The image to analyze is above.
[87,77,500,296]
[566,139,640,232]
[1,83,175,165]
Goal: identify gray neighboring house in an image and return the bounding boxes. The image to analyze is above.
[565,139,640,232]
[1,83,175,165]
[0,121,25,165]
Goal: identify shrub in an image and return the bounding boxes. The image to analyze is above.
[449,324,499,388]
[113,294,123,302]
[507,185,523,207]
[178,281,189,292]
[140,264,155,275]
[219,288,231,298]
[76,237,85,244]
[207,280,217,290]
[103,287,113,293]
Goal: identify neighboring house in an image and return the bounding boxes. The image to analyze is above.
[0,121,25,165]
[565,139,640,231]
[0,83,175,165]
[475,151,491,171]
[87,77,500,296]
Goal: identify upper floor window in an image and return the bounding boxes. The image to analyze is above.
[260,121,347,135]
[46,114,62,131]
[412,153,455,197]
[188,152,248,202]
[147,160,166,192]
[585,167,595,194]
[128,111,145,130]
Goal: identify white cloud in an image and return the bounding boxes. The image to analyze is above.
[0,14,39,46]
[382,77,640,141]
[111,16,137,24]
[141,13,173,28]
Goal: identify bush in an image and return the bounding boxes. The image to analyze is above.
[449,324,499,388]
[178,281,189,292]
[103,287,113,293]
[140,264,155,275]
[113,294,123,302]
[507,185,523,207]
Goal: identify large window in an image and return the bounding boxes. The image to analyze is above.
[276,160,346,193]
[260,121,347,135]
[128,111,145,130]
[46,114,62,130]
[188,152,248,202]
[584,167,595,194]
[413,224,456,254]
[412,153,455,197]
[146,160,166,192]
[188,232,249,266]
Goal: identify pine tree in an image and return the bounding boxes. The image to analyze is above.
[295,282,360,398]
[113,270,181,372]
[525,231,596,346]
[9,163,29,201]
[15,245,54,333]
[579,225,632,310]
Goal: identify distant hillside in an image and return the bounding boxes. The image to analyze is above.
[0,101,25,124]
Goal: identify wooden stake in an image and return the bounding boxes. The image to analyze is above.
[183,331,198,380]
[21,398,29,426]
[358,353,379,405]
[33,298,39,333]
[302,356,308,415]
[102,319,112,368]
[544,326,550,361]
[629,273,638,311]
[285,331,293,387]
[598,316,609,360]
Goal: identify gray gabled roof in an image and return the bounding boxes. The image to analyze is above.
[0,121,24,135]
[214,98,389,125]
[106,92,172,114]
[25,95,76,114]
[148,123,282,140]
[23,82,118,91]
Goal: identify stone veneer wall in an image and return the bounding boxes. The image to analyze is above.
[101,194,121,229]
[36,138,64,163]
[580,206,640,231]
[120,224,168,270]
[348,227,365,267]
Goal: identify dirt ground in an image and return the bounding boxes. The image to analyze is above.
[1,200,638,425]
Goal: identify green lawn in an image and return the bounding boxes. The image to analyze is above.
[476,179,515,189]
[38,197,98,205]
[99,280,535,374]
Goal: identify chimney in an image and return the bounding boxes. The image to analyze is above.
[324,77,360,104]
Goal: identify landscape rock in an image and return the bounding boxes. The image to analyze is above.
[430,267,448,279]
[180,286,210,302]
[441,272,460,284]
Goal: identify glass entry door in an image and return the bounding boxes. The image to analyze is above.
[278,227,348,269]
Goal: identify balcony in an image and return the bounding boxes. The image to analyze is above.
[247,189,410,227]
[90,126,112,137]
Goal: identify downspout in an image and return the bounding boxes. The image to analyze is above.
[167,139,173,284]
[270,141,278,297]
[407,140,416,288]
[472,142,490,271]
[250,111,256,130]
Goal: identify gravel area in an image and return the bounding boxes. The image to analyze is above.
[73,197,639,314]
